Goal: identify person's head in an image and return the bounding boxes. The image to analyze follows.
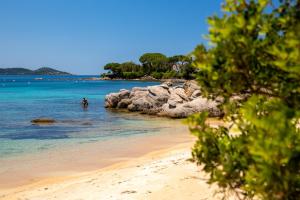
[83,98,86,100]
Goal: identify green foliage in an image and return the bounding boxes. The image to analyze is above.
[121,72,143,79]
[189,0,300,199]
[139,53,169,73]
[101,53,195,79]
[103,62,120,71]
[150,71,163,79]
[119,62,142,73]
[162,70,178,79]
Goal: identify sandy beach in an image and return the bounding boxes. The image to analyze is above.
[0,141,231,200]
[0,118,231,200]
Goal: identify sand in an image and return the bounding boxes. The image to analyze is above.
[0,118,234,200]
[0,141,237,200]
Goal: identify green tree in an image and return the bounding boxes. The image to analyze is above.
[139,53,169,74]
[168,55,196,79]
[103,62,121,75]
[119,62,142,73]
[188,0,300,199]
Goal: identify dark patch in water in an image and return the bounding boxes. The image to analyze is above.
[0,129,70,140]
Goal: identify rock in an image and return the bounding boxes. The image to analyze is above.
[160,97,222,118]
[105,93,120,108]
[105,89,130,108]
[190,90,201,99]
[104,80,223,118]
[184,80,201,97]
[31,118,56,124]
[131,87,148,92]
[173,88,189,101]
[117,99,132,109]
[140,75,157,81]
[167,92,184,108]
[147,85,170,107]
[128,97,152,111]
[160,83,170,90]
[164,81,173,87]
[118,89,130,99]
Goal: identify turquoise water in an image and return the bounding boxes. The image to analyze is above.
[0,75,161,158]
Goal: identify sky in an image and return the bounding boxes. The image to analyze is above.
[0,0,223,75]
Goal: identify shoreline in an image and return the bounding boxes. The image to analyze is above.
[0,120,192,188]
[0,141,228,200]
[0,119,229,200]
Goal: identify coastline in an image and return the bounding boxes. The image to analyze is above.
[0,141,228,200]
[0,119,229,200]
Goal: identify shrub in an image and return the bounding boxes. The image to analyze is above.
[188,1,300,199]
[150,72,163,79]
[162,70,177,79]
[121,72,143,79]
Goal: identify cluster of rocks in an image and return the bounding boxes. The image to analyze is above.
[104,81,223,118]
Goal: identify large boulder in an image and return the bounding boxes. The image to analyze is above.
[160,97,222,118]
[105,89,130,108]
[147,86,170,107]
[117,98,132,109]
[184,80,201,97]
[105,93,120,108]
[128,97,152,111]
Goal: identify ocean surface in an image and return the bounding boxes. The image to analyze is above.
[0,75,163,159]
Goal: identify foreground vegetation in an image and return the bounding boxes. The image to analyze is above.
[101,53,196,79]
[188,0,300,199]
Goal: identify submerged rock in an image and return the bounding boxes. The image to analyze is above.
[31,118,56,124]
[104,80,223,118]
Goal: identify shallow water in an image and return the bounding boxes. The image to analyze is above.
[0,75,163,158]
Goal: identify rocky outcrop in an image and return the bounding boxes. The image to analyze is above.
[104,80,223,118]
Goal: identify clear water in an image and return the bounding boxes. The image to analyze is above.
[0,75,161,158]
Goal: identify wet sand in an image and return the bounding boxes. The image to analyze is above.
[0,119,192,189]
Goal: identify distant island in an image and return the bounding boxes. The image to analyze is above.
[0,67,71,75]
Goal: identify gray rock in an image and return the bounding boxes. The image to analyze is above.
[117,98,132,109]
[184,80,201,97]
[160,97,222,118]
[147,85,170,107]
[119,89,130,99]
[105,93,120,108]
[128,97,152,111]
[104,80,223,118]
[131,87,148,92]
[173,88,189,101]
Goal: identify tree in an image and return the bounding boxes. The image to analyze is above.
[168,55,190,71]
[103,62,121,75]
[121,62,142,72]
[188,0,300,199]
[139,53,168,73]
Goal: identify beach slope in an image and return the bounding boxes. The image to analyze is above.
[1,142,229,200]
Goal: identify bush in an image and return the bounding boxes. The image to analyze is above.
[188,1,300,199]
[121,72,143,79]
[162,70,177,79]
[150,72,163,79]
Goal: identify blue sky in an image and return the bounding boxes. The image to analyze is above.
[0,0,223,75]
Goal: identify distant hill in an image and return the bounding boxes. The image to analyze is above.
[0,67,71,75]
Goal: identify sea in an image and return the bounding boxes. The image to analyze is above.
[0,75,169,159]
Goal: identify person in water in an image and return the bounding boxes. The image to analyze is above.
[82,98,89,108]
